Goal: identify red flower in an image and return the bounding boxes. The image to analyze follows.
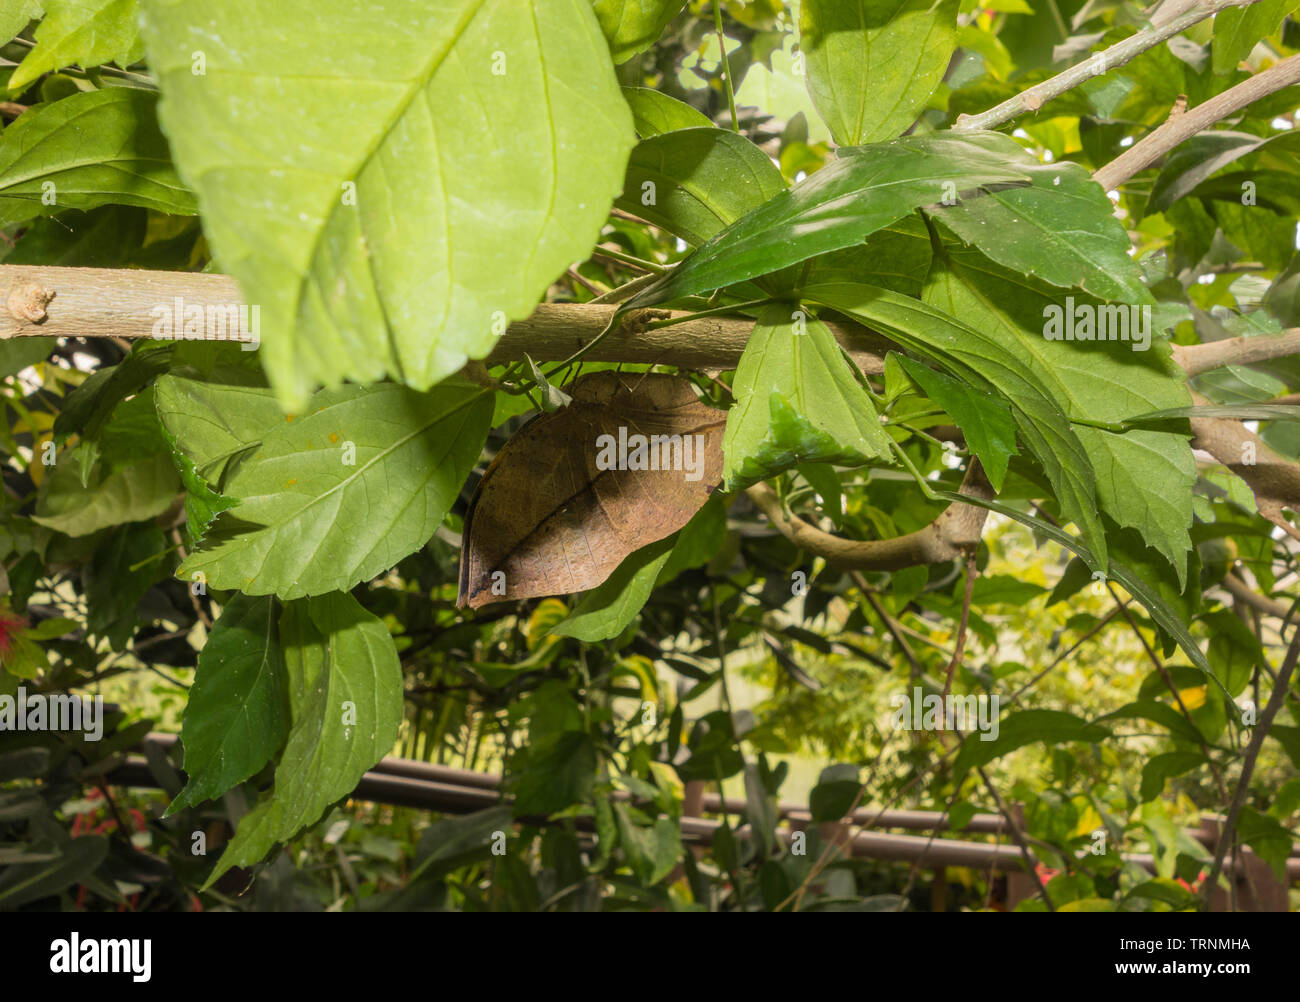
[0,607,28,665]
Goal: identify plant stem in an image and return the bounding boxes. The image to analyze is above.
[954,0,1260,133]
[1095,52,1300,190]
[591,245,667,275]
[641,297,772,331]
[713,0,739,133]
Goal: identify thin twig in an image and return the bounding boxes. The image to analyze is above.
[1094,53,1300,190]
[954,0,1258,132]
[977,766,1054,911]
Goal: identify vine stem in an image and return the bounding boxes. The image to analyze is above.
[953,0,1261,133]
[713,0,739,133]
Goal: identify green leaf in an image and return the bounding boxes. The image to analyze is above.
[626,131,1031,308]
[510,731,597,816]
[969,574,1044,605]
[23,616,76,639]
[804,279,1108,571]
[1108,524,1201,658]
[8,0,143,91]
[0,88,195,227]
[613,803,681,884]
[177,381,492,600]
[553,534,675,642]
[205,591,402,886]
[1268,724,1300,770]
[53,341,173,446]
[162,430,238,546]
[617,127,786,245]
[895,353,1018,490]
[1146,131,1300,215]
[139,0,635,410]
[1125,878,1197,910]
[803,214,934,298]
[553,494,726,642]
[399,806,512,887]
[809,763,861,821]
[168,594,289,815]
[800,0,959,146]
[0,835,108,908]
[33,449,177,537]
[952,709,1110,780]
[1212,0,1300,74]
[1047,555,1093,606]
[592,0,686,63]
[656,491,726,583]
[1095,699,1206,746]
[1139,751,1203,802]
[0,2,43,44]
[676,710,743,782]
[919,247,1195,584]
[929,158,1153,304]
[154,373,282,483]
[722,301,892,490]
[1263,252,1300,327]
[1126,403,1300,426]
[1237,805,1292,881]
[1204,610,1264,698]
[621,86,711,137]
[5,205,148,268]
[84,520,165,649]
[797,461,843,526]
[3,633,48,679]
[0,338,53,380]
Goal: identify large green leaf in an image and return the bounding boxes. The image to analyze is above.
[928,158,1153,304]
[592,0,686,63]
[8,0,143,91]
[0,88,195,227]
[205,591,402,886]
[922,246,1195,584]
[802,213,933,297]
[799,0,959,146]
[33,450,177,536]
[1212,0,1300,74]
[617,127,785,245]
[951,709,1111,779]
[0,2,43,43]
[803,279,1108,570]
[177,380,493,599]
[722,301,892,490]
[139,0,635,410]
[154,373,282,482]
[626,131,1031,308]
[167,594,289,814]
